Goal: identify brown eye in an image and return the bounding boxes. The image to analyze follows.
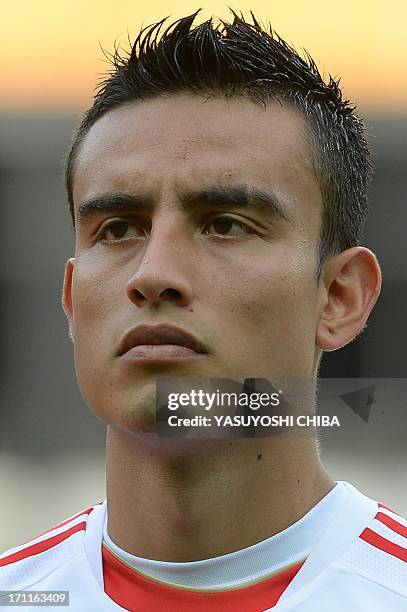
[205,217,250,236]
[98,220,144,243]
[105,221,129,240]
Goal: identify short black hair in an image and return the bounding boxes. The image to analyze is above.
[65,9,372,279]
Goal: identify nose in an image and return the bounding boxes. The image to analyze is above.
[126,227,195,308]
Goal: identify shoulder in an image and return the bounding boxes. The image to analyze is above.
[0,502,104,591]
[333,499,407,600]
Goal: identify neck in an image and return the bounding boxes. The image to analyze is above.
[106,427,335,562]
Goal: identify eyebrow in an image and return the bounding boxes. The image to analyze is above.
[76,185,291,225]
[181,186,291,222]
[77,193,152,224]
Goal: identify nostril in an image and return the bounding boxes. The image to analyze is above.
[126,273,193,307]
[159,288,182,301]
[130,289,147,304]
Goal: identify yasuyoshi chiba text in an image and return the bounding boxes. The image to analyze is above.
[167,414,340,428]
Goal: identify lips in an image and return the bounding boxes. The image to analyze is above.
[117,323,207,357]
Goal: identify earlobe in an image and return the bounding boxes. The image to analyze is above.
[316,247,382,352]
[62,258,76,338]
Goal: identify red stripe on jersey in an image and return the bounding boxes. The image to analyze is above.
[102,544,304,612]
[378,502,397,513]
[39,506,95,536]
[0,521,87,567]
[360,527,407,563]
[375,511,407,538]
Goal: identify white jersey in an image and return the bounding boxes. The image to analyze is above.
[0,481,406,611]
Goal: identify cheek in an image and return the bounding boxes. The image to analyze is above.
[71,256,123,364]
[69,257,127,418]
[208,250,318,373]
[213,250,315,324]
[73,254,122,319]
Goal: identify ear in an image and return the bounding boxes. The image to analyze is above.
[62,258,75,341]
[316,247,382,351]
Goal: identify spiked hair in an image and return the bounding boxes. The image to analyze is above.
[65,10,372,279]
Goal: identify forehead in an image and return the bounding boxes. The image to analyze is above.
[72,94,321,219]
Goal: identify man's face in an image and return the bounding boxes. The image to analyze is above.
[64,94,324,433]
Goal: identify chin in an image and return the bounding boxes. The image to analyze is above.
[104,406,158,438]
